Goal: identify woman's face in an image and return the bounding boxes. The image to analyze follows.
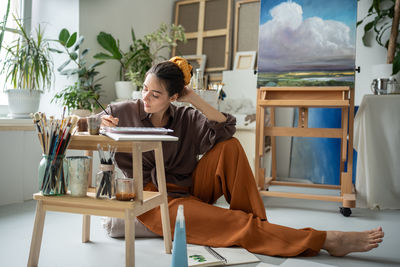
[142,73,177,114]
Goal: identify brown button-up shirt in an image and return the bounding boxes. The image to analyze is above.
[97,99,236,192]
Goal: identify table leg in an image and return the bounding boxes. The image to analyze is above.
[27,200,46,267]
[160,202,172,254]
[154,143,172,254]
[125,209,135,267]
[82,215,91,243]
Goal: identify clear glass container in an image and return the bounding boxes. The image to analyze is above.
[38,154,67,195]
[195,68,203,90]
[115,178,136,201]
[96,164,115,199]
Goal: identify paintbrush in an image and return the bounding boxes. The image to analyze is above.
[94,98,109,115]
[32,113,45,153]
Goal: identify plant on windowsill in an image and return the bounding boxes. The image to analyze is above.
[0,15,54,118]
[94,23,186,100]
[51,28,105,115]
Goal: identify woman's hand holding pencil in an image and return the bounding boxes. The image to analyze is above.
[101,115,119,127]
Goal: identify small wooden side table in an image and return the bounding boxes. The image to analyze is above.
[28,134,178,267]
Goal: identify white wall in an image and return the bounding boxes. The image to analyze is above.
[31,0,80,117]
[26,0,393,110]
[30,0,176,115]
[0,131,42,206]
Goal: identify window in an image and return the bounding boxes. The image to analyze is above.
[0,0,23,105]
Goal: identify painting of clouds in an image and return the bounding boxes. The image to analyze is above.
[257,0,356,87]
[257,0,357,185]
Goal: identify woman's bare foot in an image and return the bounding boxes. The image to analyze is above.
[323,227,384,256]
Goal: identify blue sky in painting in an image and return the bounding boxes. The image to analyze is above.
[257,0,357,72]
[260,0,357,26]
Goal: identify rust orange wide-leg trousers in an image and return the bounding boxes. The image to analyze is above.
[138,138,326,257]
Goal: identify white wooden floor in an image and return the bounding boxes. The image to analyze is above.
[0,188,399,267]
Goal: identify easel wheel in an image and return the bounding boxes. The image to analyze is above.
[339,207,352,217]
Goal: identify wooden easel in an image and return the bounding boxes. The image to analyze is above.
[255,86,355,216]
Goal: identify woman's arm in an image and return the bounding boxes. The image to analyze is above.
[177,86,226,123]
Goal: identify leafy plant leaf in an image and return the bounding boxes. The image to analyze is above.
[393,52,400,74]
[93,52,115,60]
[66,32,77,48]
[48,48,63,53]
[88,61,105,71]
[59,28,70,45]
[70,52,78,60]
[57,59,71,72]
[96,32,122,59]
[73,36,84,51]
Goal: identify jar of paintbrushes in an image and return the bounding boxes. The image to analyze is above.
[33,111,79,196]
[96,144,117,198]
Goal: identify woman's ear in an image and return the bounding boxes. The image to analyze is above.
[169,93,179,102]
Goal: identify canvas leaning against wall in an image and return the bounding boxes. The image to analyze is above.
[257,0,357,185]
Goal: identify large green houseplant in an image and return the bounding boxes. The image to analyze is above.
[51,28,105,113]
[357,0,400,74]
[1,16,53,117]
[125,23,186,88]
[94,23,186,99]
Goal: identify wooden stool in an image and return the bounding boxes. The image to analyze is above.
[255,86,355,216]
[28,134,176,266]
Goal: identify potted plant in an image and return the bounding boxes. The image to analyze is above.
[1,16,53,118]
[94,23,186,100]
[51,28,105,115]
[357,0,400,74]
[94,29,137,100]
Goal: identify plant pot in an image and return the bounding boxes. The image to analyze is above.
[5,89,42,118]
[71,109,92,117]
[131,90,143,100]
[115,81,136,100]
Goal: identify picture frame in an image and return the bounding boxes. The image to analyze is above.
[183,54,207,73]
[233,51,256,70]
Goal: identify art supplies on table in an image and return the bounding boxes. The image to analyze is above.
[32,111,79,195]
[187,244,260,266]
[96,144,117,199]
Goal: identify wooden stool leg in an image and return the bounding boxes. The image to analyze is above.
[82,215,91,243]
[155,143,172,254]
[160,202,172,253]
[28,200,46,267]
[125,209,135,267]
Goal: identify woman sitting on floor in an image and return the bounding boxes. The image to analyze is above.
[97,56,384,257]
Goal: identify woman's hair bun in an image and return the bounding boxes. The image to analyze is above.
[169,56,193,85]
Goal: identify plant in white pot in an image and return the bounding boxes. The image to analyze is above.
[358,0,400,74]
[94,29,138,100]
[51,28,105,116]
[1,16,53,118]
[95,23,186,100]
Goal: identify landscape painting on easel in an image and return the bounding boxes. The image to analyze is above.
[257,0,356,87]
[257,0,357,185]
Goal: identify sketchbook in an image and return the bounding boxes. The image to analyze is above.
[103,131,178,141]
[103,126,173,134]
[187,245,260,266]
